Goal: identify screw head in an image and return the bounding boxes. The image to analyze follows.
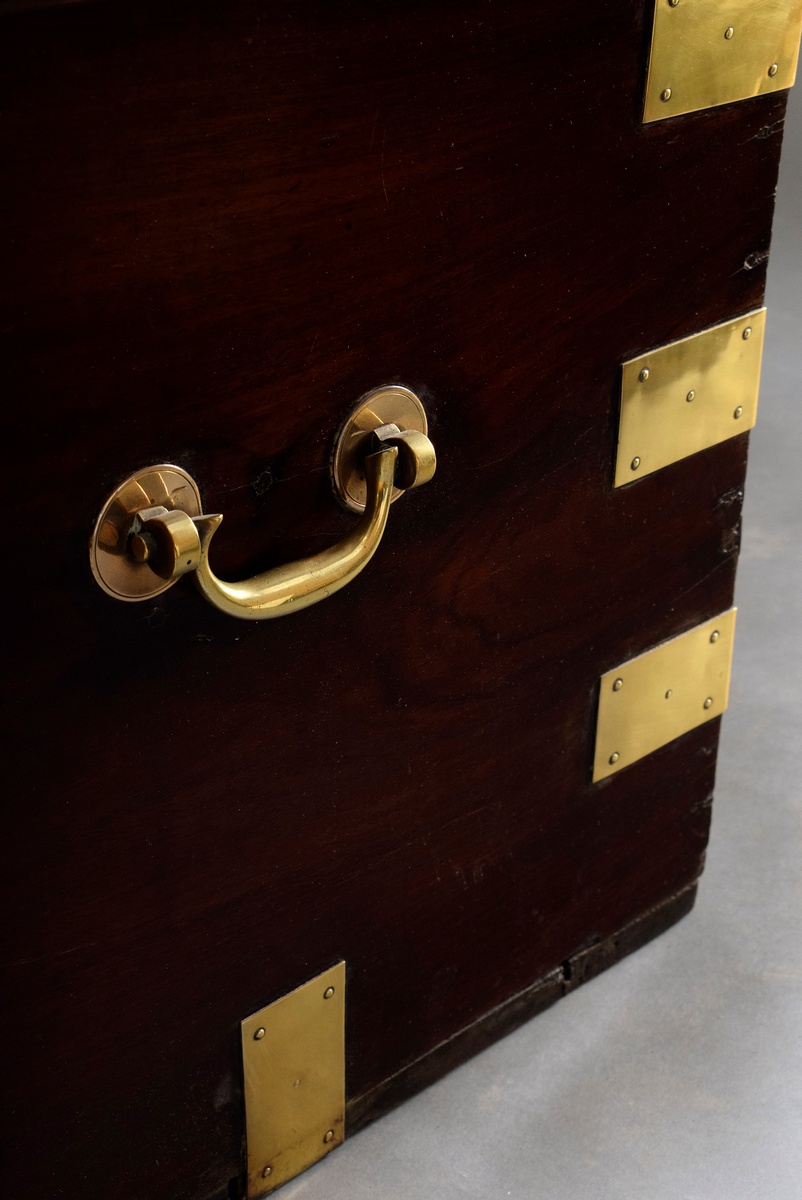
[768,63,779,78]
[609,752,620,765]
[323,986,335,1000]
[686,389,696,403]
[631,456,641,471]
[710,630,720,644]
[661,87,672,103]
[724,26,734,40]
[669,0,680,6]
[743,326,752,340]
[254,1027,266,1041]
[704,697,713,710]
[323,1129,335,1144]
[261,1166,273,1179]
[734,406,744,420]
[613,678,623,692]
[639,367,650,382]
[665,689,673,700]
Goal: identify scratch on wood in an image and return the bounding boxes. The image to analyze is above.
[739,249,769,273]
[747,118,785,143]
[662,560,725,607]
[8,943,95,968]
[381,128,388,207]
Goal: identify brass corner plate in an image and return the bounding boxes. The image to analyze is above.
[241,963,346,1197]
[614,309,765,488]
[644,0,802,123]
[593,610,736,782]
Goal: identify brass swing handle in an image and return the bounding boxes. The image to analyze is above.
[125,423,435,620]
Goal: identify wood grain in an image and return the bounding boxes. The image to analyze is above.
[0,2,786,1197]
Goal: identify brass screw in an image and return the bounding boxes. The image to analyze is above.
[261,1166,273,1179]
[323,986,335,1000]
[704,697,713,710]
[613,678,623,692]
[661,88,672,103]
[669,0,680,7]
[743,326,752,340]
[631,457,641,471]
[686,389,696,403]
[710,630,720,643]
[609,752,620,765]
[724,26,734,40]
[734,406,744,419]
[254,1027,266,1041]
[639,368,650,382]
[768,63,779,78]
[665,689,673,700]
[323,1130,335,1144]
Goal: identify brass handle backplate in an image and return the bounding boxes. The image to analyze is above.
[90,386,436,619]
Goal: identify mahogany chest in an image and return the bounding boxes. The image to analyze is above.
[2,2,800,1197]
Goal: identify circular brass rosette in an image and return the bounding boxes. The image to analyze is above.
[330,384,430,513]
[90,464,202,601]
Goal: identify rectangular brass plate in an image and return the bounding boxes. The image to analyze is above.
[614,309,765,488]
[241,962,345,1197]
[644,0,802,123]
[593,610,736,782]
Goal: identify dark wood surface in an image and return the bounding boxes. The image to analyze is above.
[0,3,787,1197]
[346,880,699,1138]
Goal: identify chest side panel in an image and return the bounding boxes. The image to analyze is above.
[0,2,785,1197]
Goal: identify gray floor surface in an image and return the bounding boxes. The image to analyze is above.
[286,88,802,1200]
